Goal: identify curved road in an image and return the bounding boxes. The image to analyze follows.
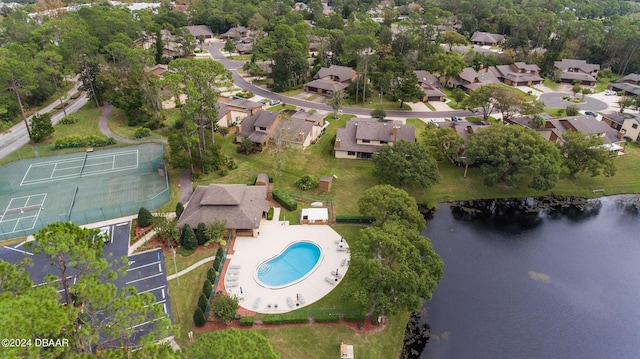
[539,92,608,111]
[205,43,473,119]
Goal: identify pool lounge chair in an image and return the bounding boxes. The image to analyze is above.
[226,277,238,282]
[229,264,241,270]
[253,297,261,309]
[337,246,348,252]
[298,294,305,305]
[227,271,239,276]
[226,282,238,288]
[340,258,347,267]
[287,297,295,307]
[325,276,336,285]
[331,270,344,278]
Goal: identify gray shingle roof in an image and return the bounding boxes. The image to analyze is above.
[602,112,639,125]
[560,72,597,82]
[618,73,640,83]
[184,25,214,38]
[304,79,349,92]
[177,184,269,229]
[470,31,505,44]
[554,59,600,73]
[227,98,263,110]
[314,65,356,82]
[335,120,415,153]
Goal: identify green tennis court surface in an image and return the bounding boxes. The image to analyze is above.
[0,144,169,241]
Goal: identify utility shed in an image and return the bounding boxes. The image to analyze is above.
[319,176,333,191]
[300,208,329,224]
[340,342,354,358]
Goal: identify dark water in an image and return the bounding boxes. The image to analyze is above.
[410,196,640,359]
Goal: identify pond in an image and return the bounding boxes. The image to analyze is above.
[406,196,640,359]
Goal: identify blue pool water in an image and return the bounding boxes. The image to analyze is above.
[256,241,322,288]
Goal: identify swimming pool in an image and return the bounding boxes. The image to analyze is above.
[255,241,322,288]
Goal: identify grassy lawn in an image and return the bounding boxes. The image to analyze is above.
[164,247,217,276]
[306,94,319,101]
[256,311,410,359]
[544,107,564,117]
[543,78,560,90]
[441,88,466,109]
[266,104,297,112]
[343,96,411,111]
[0,103,114,165]
[227,55,252,61]
[168,264,210,348]
[280,89,303,97]
[424,102,436,111]
[595,74,622,93]
[107,107,163,140]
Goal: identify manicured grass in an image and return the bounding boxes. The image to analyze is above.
[106,107,163,140]
[266,104,297,112]
[544,107,564,117]
[595,74,622,93]
[424,102,436,111]
[164,247,217,276]
[280,89,303,97]
[406,118,427,139]
[441,88,466,109]
[543,78,560,90]
[256,311,410,359]
[306,94,319,101]
[227,55,252,61]
[0,103,115,165]
[168,263,210,348]
[343,97,412,111]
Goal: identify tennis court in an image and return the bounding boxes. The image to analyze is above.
[0,143,169,241]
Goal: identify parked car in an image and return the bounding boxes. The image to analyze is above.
[604,90,617,96]
[585,111,598,117]
[451,116,464,122]
[269,99,281,106]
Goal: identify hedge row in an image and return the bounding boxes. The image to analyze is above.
[53,135,116,150]
[335,215,376,224]
[343,312,366,322]
[267,207,274,220]
[262,314,308,325]
[239,316,255,326]
[313,313,339,323]
[272,189,297,211]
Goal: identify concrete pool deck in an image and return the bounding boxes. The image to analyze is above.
[223,210,349,314]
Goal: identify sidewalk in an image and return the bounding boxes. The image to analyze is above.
[167,255,216,281]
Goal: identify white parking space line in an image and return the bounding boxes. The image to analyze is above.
[125,272,163,285]
[127,260,161,272]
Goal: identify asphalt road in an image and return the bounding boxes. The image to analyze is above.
[539,92,608,111]
[205,43,474,119]
[0,83,89,161]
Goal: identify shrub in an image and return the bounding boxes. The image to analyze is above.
[207,267,217,283]
[218,127,230,137]
[175,202,184,219]
[238,138,254,155]
[196,222,208,246]
[343,312,366,322]
[272,189,297,211]
[191,172,203,181]
[226,158,237,170]
[198,293,208,312]
[193,307,205,327]
[59,115,79,125]
[263,314,308,325]
[295,175,319,190]
[565,105,580,116]
[314,313,339,323]
[267,207,274,220]
[240,316,255,326]
[69,92,83,100]
[137,207,153,227]
[202,279,212,298]
[219,168,229,176]
[216,247,224,259]
[30,113,54,143]
[335,215,376,224]
[176,247,195,256]
[182,226,197,250]
[210,294,239,324]
[133,127,152,139]
[53,135,115,150]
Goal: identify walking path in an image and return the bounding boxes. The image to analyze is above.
[167,256,216,281]
[97,104,133,143]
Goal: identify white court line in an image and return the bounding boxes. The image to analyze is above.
[125,272,163,285]
[49,162,59,179]
[112,155,115,169]
[2,246,33,256]
[127,260,161,272]
[11,215,38,233]
[21,165,139,186]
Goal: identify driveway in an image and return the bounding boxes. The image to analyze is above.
[539,92,609,111]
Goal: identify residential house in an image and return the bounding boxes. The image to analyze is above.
[609,74,640,96]
[184,25,214,40]
[221,26,248,40]
[489,62,544,86]
[334,120,415,159]
[447,67,501,92]
[172,4,189,12]
[511,115,622,145]
[236,42,254,55]
[215,102,233,128]
[235,110,282,152]
[177,184,270,238]
[440,120,490,141]
[601,113,640,142]
[553,59,600,86]
[219,96,264,125]
[135,29,188,59]
[148,64,169,79]
[304,65,357,96]
[414,70,446,102]
[470,31,506,46]
[274,111,326,149]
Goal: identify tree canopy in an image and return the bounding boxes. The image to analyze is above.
[358,185,426,232]
[559,130,617,178]
[372,140,440,189]
[466,124,562,191]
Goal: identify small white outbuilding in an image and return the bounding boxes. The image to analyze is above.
[300,208,328,224]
